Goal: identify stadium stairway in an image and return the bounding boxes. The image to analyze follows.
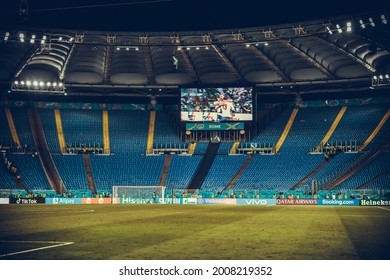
[274,108,298,153]
[290,107,348,190]
[356,168,390,190]
[54,109,66,153]
[186,141,220,190]
[322,140,388,190]
[82,153,97,195]
[158,154,172,186]
[314,106,347,152]
[29,109,66,194]
[146,111,156,154]
[290,159,329,190]
[12,175,29,193]
[229,141,240,154]
[103,110,110,154]
[358,108,390,152]
[188,142,196,154]
[223,154,253,190]
[4,108,21,147]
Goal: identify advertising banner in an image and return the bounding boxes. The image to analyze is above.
[360,199,390,206]
[181,198,198,204]
[0,198,9,204]
[318,199,360,206]
[10,197,46,204]
[236,199,277,205]
[120,197,154,204]
[161,198,182,204]
[197,198,236,205]
[186,122,244,131]
[276,199,317,205]
[82,198,111,205]
[45,198,83,204]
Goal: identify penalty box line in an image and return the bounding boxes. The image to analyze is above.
[0,240,74,258]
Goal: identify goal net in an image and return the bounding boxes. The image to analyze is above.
[112,186,165,204]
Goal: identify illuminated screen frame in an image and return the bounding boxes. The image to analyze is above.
[180,87,253,122]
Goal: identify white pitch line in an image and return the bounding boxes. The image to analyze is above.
[0,241,74,258]
[377,206,390,212]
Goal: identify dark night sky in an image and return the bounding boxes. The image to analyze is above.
[0,0,388,32]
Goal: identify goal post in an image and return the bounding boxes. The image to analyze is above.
[112,186,166,204]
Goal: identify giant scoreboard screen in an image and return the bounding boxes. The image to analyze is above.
[180,87,253,122]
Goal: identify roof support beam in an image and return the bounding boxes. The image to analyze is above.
[103,45,113,84]
[177,49,198,83]
[211,44,242,82]
[142,46,155,84]
[282,40,335,79]
[314,35,376,73]
[13,44,41,79]
[59,44,76,80]
[252,45,290,82]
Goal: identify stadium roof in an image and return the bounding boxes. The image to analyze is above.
[0,1,389,99]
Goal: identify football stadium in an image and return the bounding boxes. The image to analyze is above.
[0,1,390,263]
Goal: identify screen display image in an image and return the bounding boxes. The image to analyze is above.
[180,87,253,122]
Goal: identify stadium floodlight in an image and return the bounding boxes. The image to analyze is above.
[171,34,180,44]
[53,82,57,87]
[30,34,36,44]
[20,81,25,85]
[336,24,342,33]
[4,32,10,41]
[33,81,38,87]
[369,18,375,27]
[46,82,51,87]
[359,19,366,29]
[372,73,390,87]
[326,26,333,34]
[14,81,19,85]
[346,22,352,32]
[75,34,84,43]
[202,34,212,43]
[19,33,25,42]
[26,80,31,86]
[58,82,63,87]
[381,15,388,24]
[106,35,116,44]
[39,81,44,87]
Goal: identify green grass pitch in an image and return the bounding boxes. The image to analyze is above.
[0,204,389,260]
